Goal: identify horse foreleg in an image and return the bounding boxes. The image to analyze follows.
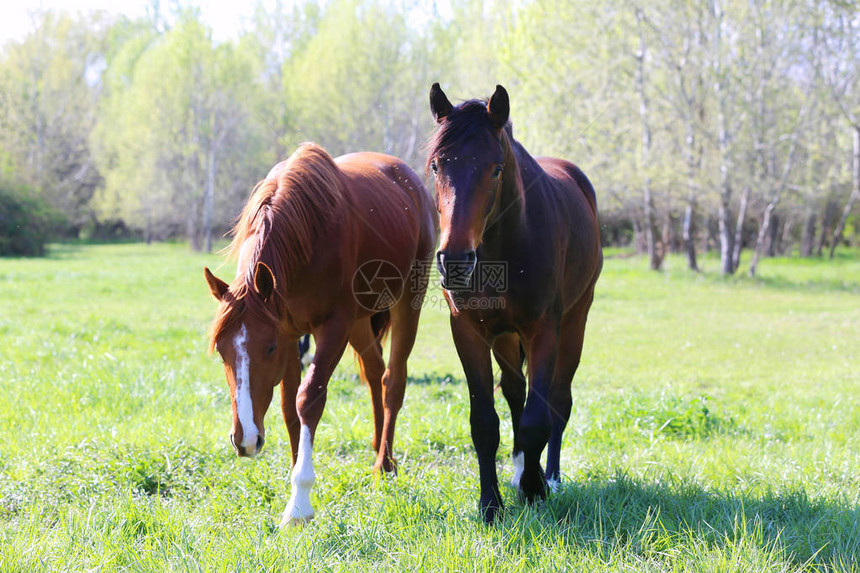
[281,317,350,527]
[516,318,559,503]
[492,333,526,486]
[451,316,502,523]
[280,342,302,465]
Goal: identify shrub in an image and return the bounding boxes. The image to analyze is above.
[0,181,64,256]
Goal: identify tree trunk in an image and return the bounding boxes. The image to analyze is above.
[815,199,837,256]
[635,9,662,271]
[662,212,681,254]
[829,126,860,259]
[718,199,734,274]
[704,215,717,255]
[732,185,750,270]
[780,219,794,256]
[748,200,777,277]
[712,0,735,275]
[145,209,152,245]
[749,114,804,277]
[203,137,216,254]
[801,210,817,257]
[764,213,779,257]
[683,200,699,271]
[633,217,645,254]
[682,112,700,271]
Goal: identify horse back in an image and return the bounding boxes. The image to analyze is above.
[335,152,436,266]
[535,157,598,217]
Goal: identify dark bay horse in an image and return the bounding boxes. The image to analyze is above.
[427,84,602,522]
[205,143,435,526]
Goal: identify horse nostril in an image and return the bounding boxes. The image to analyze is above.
[256,434,265,452]
[229,433,237,451]
[464,250,477,271]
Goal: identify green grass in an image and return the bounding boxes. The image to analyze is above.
[1,243,858,571]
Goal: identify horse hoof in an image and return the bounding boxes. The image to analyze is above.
[373,458,398,476]
[280,501,314,528]
[479,493,504,524]
[517,467,547,504]
[279,513,314,528]
[372,466,397,483]
[480,502,503,524]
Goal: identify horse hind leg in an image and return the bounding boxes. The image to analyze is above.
[492,333,526,486]
[545,289,595,488]
[348,318,386,453]
[516,317,562,504]
[374,300,421,474]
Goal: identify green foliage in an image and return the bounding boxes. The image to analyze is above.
[0,180,63,256]
[599,392,735,441]
[281,0,432,166]
[0,12,107,230]
[1,0,857,259]
[0,244,858,569]
[92,10,266,247]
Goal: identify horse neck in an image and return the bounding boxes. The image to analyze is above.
[482,131,528,257]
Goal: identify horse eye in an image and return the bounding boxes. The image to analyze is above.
[267,342,277,356]
[492,165,504,178]
[430,160,438,174]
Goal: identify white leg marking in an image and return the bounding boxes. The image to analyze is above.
[511,452,524,488]
[281,424,316,526]
[234,324,259,454]
[547,478,560,493]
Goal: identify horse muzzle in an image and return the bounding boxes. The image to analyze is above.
[436,249,477,290]
[230,431,265,458]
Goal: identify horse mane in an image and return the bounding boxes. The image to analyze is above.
[209,143,346,349]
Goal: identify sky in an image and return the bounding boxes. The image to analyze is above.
[0,0,452,47]
[0,0,264,45]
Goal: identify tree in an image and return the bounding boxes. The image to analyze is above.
[281,0,433,169]
[93,11,265,250]
[0,12,108,232]
[815,2,860,259]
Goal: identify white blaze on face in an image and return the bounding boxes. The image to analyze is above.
[511,451,524,488]
[233,324,260,454]
[281,424,316,525]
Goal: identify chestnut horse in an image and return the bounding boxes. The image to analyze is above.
[205,143,435,526]
[427,84,602,522]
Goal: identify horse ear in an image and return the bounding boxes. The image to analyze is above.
[204,267,229,301]
[487,84,510,129]
[253,261,277,301]
[430,82,453,124]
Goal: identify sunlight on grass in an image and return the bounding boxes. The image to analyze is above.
[1,243,858,571]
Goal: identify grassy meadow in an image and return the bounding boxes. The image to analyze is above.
[0,242,858,571]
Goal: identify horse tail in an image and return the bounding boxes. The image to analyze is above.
[371,309,391,346]
[349,310,391,385]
